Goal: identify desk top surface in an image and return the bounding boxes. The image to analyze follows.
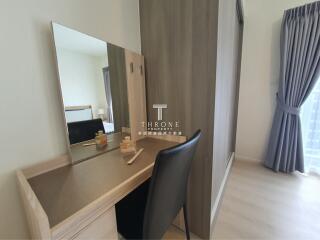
[28,137,177,227]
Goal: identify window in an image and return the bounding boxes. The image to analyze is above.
[301,80,320,174]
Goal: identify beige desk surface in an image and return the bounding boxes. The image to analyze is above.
[28,137,177,227]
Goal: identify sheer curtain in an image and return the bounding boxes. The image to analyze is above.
[301,80,320,174]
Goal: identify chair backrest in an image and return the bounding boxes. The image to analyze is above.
[67,119,105,144]
[143,130,201,239]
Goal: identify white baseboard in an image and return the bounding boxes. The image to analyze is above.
[235,154,261,162]
[210,152,234,226]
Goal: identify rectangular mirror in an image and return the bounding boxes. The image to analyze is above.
[52,23,133,163]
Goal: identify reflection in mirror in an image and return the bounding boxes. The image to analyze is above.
[52,23,130,163]
[107,44,130,133]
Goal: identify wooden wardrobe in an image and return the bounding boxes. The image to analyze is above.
[139,0,244,238]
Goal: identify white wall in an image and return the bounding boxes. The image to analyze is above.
[0,0,140,238]
[236,0,315,162]
[57,48,108,118]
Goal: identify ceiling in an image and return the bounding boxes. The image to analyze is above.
[53,23,107,57]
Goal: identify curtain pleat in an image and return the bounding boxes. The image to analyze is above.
[265,1,320,173]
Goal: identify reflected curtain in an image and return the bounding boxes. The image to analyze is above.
[265,1,320,173]
[103,67,114,123]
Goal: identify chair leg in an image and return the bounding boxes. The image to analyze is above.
[183,204,190,240]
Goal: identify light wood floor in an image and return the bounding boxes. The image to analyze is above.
[212,160,320,240]
[164,225,200,239]
[118,225,199,240]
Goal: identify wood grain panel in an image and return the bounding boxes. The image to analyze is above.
[22,155,70,179]
[71,207,118,240]
[150,134,186,144]
[16,171,51,239]
[140,0,243,237]
[140,0,219,238]
[125,50,147,141]
[19,138,191,240]
[28,138,177,228]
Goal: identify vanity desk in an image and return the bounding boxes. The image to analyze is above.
[17,22,186,239]
[17,136,186,240]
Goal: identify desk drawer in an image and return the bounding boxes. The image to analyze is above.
[71,206,118,240]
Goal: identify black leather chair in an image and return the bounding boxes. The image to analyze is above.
[67,119,105,144]
[116,130,201,239]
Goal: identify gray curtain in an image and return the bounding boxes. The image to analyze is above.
[265,1,320,173]
[103,67,114,123]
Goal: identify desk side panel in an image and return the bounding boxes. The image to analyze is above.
[16,170,51,239]
[22,155,70,179]
[71,206,118,240]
